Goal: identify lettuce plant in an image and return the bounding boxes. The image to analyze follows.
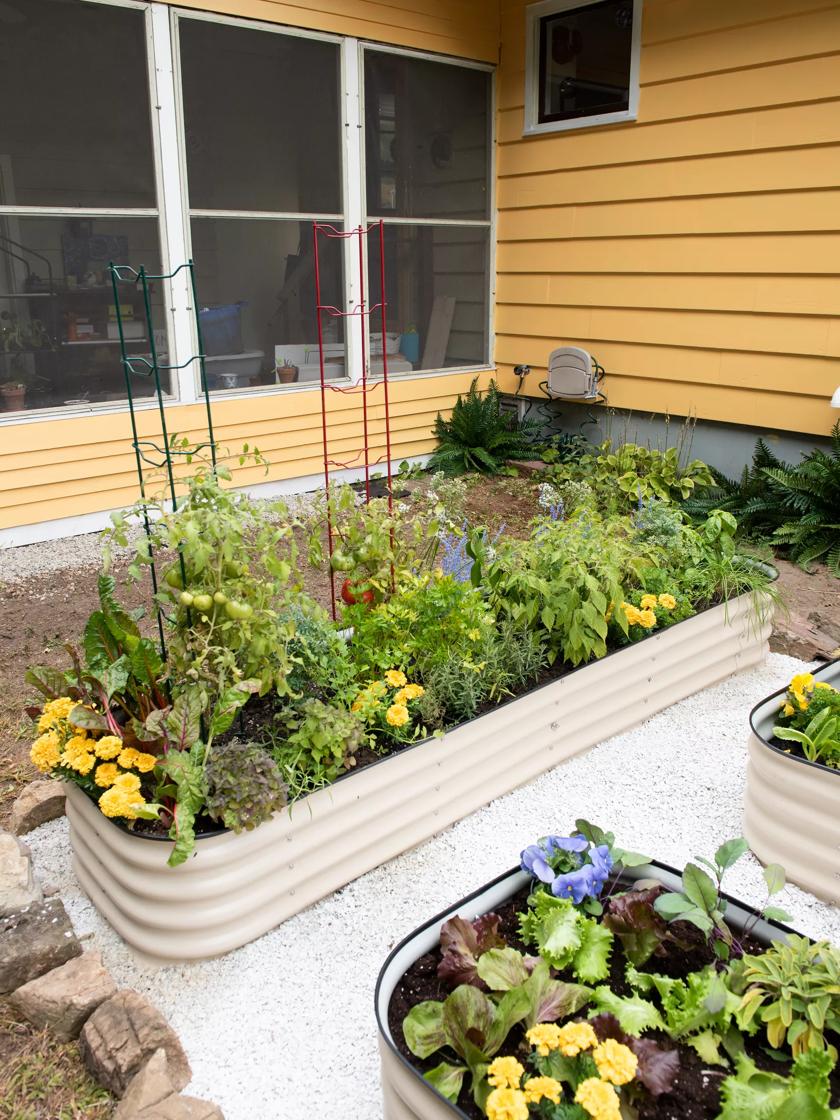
[437,914,506,989]
[519,894,613,984]
[717,1050,836,1120]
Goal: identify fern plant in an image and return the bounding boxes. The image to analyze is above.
[429,378,539,475]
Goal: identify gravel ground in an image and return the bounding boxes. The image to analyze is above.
[25,652,839,1120]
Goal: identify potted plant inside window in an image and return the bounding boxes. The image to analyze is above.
[276,357,299,384]
[1,311,52,411]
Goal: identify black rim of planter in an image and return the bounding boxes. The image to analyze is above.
[90,570,780,844]
[373,857,799,1119]
[748,657,840,777]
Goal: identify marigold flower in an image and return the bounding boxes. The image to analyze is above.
[61,736,96,775]
[30,731,61,773]
[130,751,158,774]
[640,594,658,610]
[114,772,142,793]
[555,1020,598,1056]
[638,609,657,630]
[94,763,120,788]
[487,1056,524,1090]
[523,1076,562,1104]
[658,593,676,610]
[385,669,407,688]
[37,696,76,732]
[351,699,364,713]
[98,787,146,821]
[621,603,642,627]
[592,1039,638,1085]
[574,1078,621,1120]
[526,1023,562,1056]
[94,735,123,760]
[386,703,409,728]
[485,1087,529,1120]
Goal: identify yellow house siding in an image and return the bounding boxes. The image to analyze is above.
[494,0,840,434]
[157,0,499,61]
[0,373,488,531]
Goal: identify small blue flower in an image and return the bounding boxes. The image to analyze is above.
[520,844,555,883]
[545,834,588,855]
[551,865,597,904]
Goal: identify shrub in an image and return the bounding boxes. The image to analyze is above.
[429,378,539,476]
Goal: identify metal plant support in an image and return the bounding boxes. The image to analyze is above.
[108,261,217,658]
[312,220,395,617]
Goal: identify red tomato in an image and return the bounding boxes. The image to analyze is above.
[340,579,357,605]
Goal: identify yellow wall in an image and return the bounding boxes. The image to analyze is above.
[494,0,840,435]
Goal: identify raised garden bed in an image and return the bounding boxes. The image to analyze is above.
[744,658,840,906]
[375,856,815,1120]
[66,591,771,963]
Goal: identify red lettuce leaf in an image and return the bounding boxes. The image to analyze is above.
[438,913,506,989]
[590,1012,680,1097]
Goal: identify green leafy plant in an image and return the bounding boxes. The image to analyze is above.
[204,738,288,833]
[653,838,790,960]
[716,1049,836,1120]
[284,605,354,699]
[730,936,840,1059]
[429,378,540,476]
[519,894,614,984]
[272,697,366,797]
[773,706,840,767]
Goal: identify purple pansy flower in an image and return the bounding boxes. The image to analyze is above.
[551,865,597,904]
[520,844,555,884]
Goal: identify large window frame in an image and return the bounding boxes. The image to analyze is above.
[524,0,642,136]
[0,0,495,425]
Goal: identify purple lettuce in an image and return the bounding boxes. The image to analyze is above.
[437,913,506,989]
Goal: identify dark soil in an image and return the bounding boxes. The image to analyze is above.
[386,883,840,1120]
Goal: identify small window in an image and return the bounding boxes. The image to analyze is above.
[525,0,641,135]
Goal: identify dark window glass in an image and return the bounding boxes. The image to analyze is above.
[180,21,342,214]
[364,53,490,220]
[190,218,345,391]
[0,0,156,208]
[0,216,169,414]
[538,0,634,124]
[368,225,489,372]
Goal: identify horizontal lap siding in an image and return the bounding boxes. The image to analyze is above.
[0,373,488,530]
[495,0,840,434]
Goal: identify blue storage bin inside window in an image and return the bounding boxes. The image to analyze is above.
[199,302,245,356]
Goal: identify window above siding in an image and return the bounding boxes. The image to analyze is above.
[524,0,641,136]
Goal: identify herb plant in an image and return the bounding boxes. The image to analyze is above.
[429,378,539,476]
[204,738,288,832]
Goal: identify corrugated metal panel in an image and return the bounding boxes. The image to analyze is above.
[744,660,840,906]
[66,592,770,963]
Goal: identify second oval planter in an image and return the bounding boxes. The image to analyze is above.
[744,658,840,906]
[67,590,771,963]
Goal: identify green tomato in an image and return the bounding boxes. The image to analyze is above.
[225,599,253,620]
[179,591,194,607]
[192,593,213,612]
[164,566,184,590]
[213,590,228,605]
[330,551,354,572]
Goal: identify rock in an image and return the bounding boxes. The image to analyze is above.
[80,990,191,1097]
[0,831,42,917]
[770,612,838,661]
[8,950,116,1039]
[507,459,546,476]
[135,1096,224,1120]
[0,897,81,993]
[113,1049,176,1118]
[10,780,66,835]
[808,611,840,647]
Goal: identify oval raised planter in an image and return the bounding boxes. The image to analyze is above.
[374,858,798,1120]
[744,658,840,906]
[67,590,771,963]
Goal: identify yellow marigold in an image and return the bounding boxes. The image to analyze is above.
[640,594,658,610]
[638,609,657,630]
[592,1039,638,1086]
[485,1087,529,1120]
[658,594,677,610]
[98,787,145,821]
[574,1078,621,1120]
[487,1056,524,1090]
[526,1023,562,1056]
[65,733,94,754]
[37,696,76,731]
[622,603,642,627]
[61,736,96,775]
[386,703,409,728]
[94,763,121,788]
[351,698,364,713]
[523,1076,562,1105]
[402,683,425,700]
[385,669,407,688]
[555,1020,598,1057]
[782,702,795,717]
[30,731,61,773]
[94,735,123,760]
[113,772,142,793]
[118,748,158,772]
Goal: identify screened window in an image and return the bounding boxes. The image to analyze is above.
[525,0,640,135]
[0,0,168,416]
[363,50,492,374]
[179,17,344,394]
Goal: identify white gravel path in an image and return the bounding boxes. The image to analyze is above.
[25,652,840,1120]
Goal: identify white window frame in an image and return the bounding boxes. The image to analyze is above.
[524,0,642,137]
[359,42,496,382]
[0,0,178,426]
